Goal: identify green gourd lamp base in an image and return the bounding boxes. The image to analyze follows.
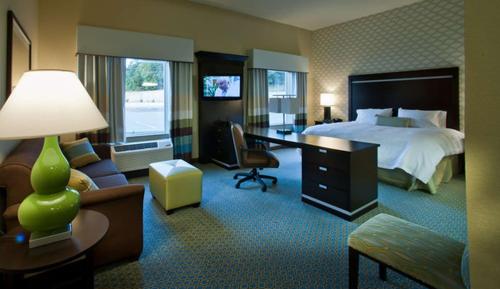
[17,136,80,240]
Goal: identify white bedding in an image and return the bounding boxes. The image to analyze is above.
[302,122,464,183]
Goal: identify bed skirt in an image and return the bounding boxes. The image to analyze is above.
[378,154,463,194]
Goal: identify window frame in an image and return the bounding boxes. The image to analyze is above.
[267,69,298,127]
[123,58,171,143]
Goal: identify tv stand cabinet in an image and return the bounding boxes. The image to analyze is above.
[195,51,247,165]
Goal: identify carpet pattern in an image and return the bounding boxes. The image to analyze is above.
[95,149,466,289]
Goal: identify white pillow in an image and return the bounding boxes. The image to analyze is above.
[398,108,447,128]
[356,108,393,124]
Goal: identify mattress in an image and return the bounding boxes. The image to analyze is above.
[302,122,465,185]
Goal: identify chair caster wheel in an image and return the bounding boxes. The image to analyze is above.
[233,175,238,179]
[272,180,277,184]
[261,187,267,192]
[236,184,240,189]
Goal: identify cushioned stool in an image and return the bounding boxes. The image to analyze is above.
[348,213,468,289]
[149,159,203,214]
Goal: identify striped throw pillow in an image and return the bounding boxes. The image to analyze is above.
[68,169,99,193]
[61,138,101,168]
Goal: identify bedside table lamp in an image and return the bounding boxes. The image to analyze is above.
[0,70,108,247]
[269,95,298,134]
[320,93,335,121]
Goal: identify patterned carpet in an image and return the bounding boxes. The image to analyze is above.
[95,148,467,289]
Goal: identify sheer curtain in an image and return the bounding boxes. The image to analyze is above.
[294,72,307,132]
[170,62,193,161]
[245,69,269,128]
[77,54,125,143]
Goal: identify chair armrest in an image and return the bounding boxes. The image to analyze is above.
[92,144,111,159]
[2,203,20,231]
[80,184,144,207]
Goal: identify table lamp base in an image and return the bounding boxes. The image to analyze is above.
[29,224,72,248]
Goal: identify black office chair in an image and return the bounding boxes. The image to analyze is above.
[230,122,279,192]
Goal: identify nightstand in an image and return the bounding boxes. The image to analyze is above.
[0,210,108,289]
[315,119,343,125]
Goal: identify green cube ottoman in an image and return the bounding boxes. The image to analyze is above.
[149,159,203,214]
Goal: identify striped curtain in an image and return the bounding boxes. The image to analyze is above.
[170,62,193,161]
[294,72,308,132]
[245,69,269,128]
[77,54,125,143]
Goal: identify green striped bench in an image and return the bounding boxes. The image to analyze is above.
[348,214,469,289]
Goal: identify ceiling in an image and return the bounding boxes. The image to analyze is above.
[190,0,423,31]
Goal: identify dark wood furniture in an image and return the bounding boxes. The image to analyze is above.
[195,51,247,167]
[211,120,239,169]
[0,210,109,289]
[348,67,460,130]
[245,127,379,220]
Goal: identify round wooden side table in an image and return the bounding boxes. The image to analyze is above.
[0,209,109,289]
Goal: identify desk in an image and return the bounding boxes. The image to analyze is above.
[245,127,379,220]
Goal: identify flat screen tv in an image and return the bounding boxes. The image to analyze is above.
[202,75,241,99]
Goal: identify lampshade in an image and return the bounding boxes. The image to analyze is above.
[269,97,299,114]
[0,70,108,140]
[320,93,335,107]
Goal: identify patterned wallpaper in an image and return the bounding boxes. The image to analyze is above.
[311,0,464,129]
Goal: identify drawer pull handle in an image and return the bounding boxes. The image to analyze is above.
[318,166,327,172]
[318,184,328,190]
[318,149,327,154]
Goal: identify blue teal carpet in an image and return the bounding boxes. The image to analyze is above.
[95,148,467,289]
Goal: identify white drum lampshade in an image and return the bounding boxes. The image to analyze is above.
[0,70,108,139]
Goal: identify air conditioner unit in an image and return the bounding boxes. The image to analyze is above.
[111,139,173,172]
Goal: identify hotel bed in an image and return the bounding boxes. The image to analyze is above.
[303,121,464,194]
[305,67,463,194]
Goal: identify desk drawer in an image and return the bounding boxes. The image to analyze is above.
[302,147,349,171]
[302,163,350,191]
[302,179,348,210]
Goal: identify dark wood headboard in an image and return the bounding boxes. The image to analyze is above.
[348,67,460,130]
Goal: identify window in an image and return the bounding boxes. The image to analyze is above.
[124,58,171,140]
[267,70,297,126]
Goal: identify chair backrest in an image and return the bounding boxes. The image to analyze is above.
[230,122,248,167]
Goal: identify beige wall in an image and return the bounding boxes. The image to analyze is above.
[37,0,312,157]
[465,0,500,287]
[311,0,464,128]
[0,0,39,162]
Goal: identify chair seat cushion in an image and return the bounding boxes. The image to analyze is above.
[348,214,466,289]
[79,159,120,178]
[92,174,128,188]
[242,150,279,168]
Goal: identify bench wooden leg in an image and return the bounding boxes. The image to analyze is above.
[379,263,387,281]
[349,247,359,289]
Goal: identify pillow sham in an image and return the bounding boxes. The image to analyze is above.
[375,115,411,128]
[61,137,101,168]
[356,108,392,125]
[68,169,99,193]
[398,108,447,128]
